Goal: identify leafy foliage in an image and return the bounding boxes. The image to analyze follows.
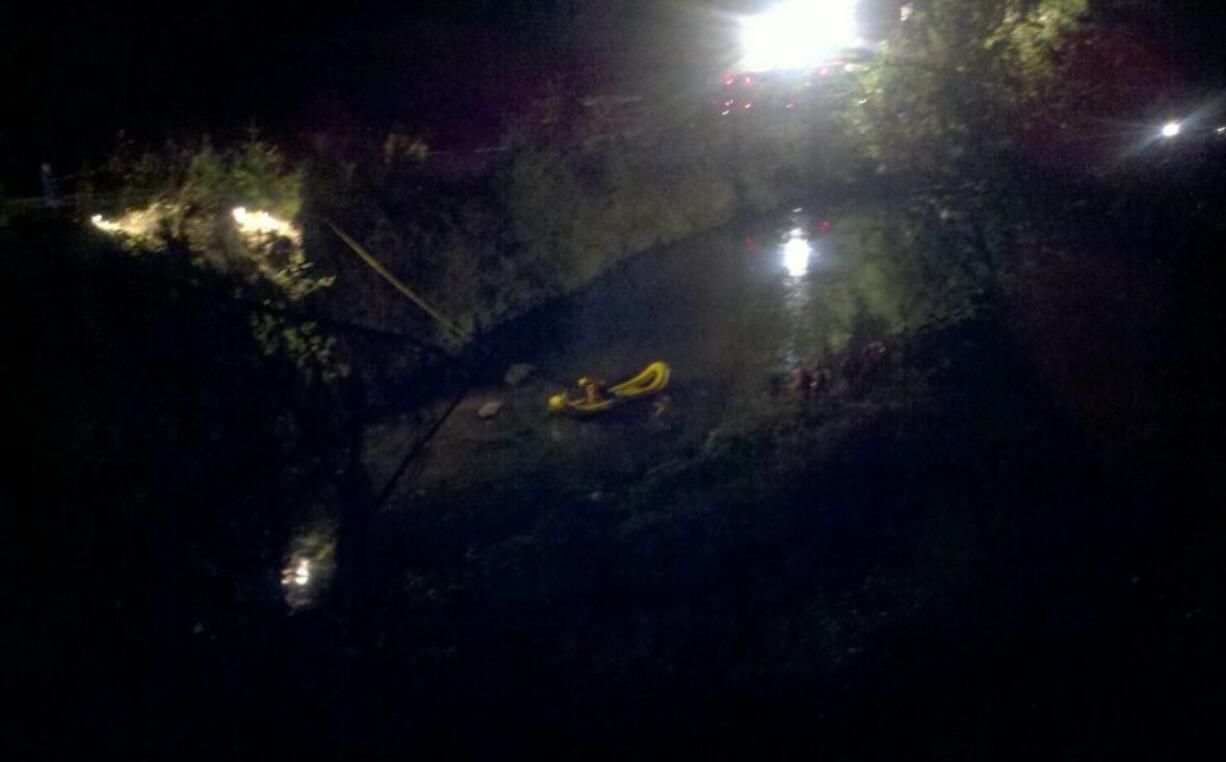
[842,0,1087,182]
[251,315,346,385]
[85,137,343,382]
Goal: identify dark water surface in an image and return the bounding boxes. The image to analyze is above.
[368,206,946,506]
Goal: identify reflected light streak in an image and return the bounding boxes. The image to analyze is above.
[783,235,812,277]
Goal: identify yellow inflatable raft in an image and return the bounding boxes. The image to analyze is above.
[548,361,671,416]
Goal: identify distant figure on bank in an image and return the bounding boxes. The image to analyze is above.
[811,363,832,394]
[790,367,814,397]
[40,163,58,207]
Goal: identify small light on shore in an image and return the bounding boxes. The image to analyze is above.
[90,214,122,233]
[231,206,301,244]
[88,203,173,241]
[282,558,311,587]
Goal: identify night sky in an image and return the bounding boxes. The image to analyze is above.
[6,3,546,171]
[4,1,594,187]
[4,1,1225,192]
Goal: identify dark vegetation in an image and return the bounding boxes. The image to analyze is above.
[8,0,1226,757]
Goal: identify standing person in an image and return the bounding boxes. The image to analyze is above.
[40,163,58,207]
[579,377,607,405]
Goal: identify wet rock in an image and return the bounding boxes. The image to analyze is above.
[651,395,673,418]
[477,400,504,419]
[647,396,678,434]
[504,363,536,386]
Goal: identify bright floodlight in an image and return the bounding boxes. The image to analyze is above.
[740,1,861,72]
[1161,121,1181,138]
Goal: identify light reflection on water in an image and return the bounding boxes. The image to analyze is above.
[501,202,951,452]
[783,228,813,278]
[779,229,816,369]
[280,523,337,611]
